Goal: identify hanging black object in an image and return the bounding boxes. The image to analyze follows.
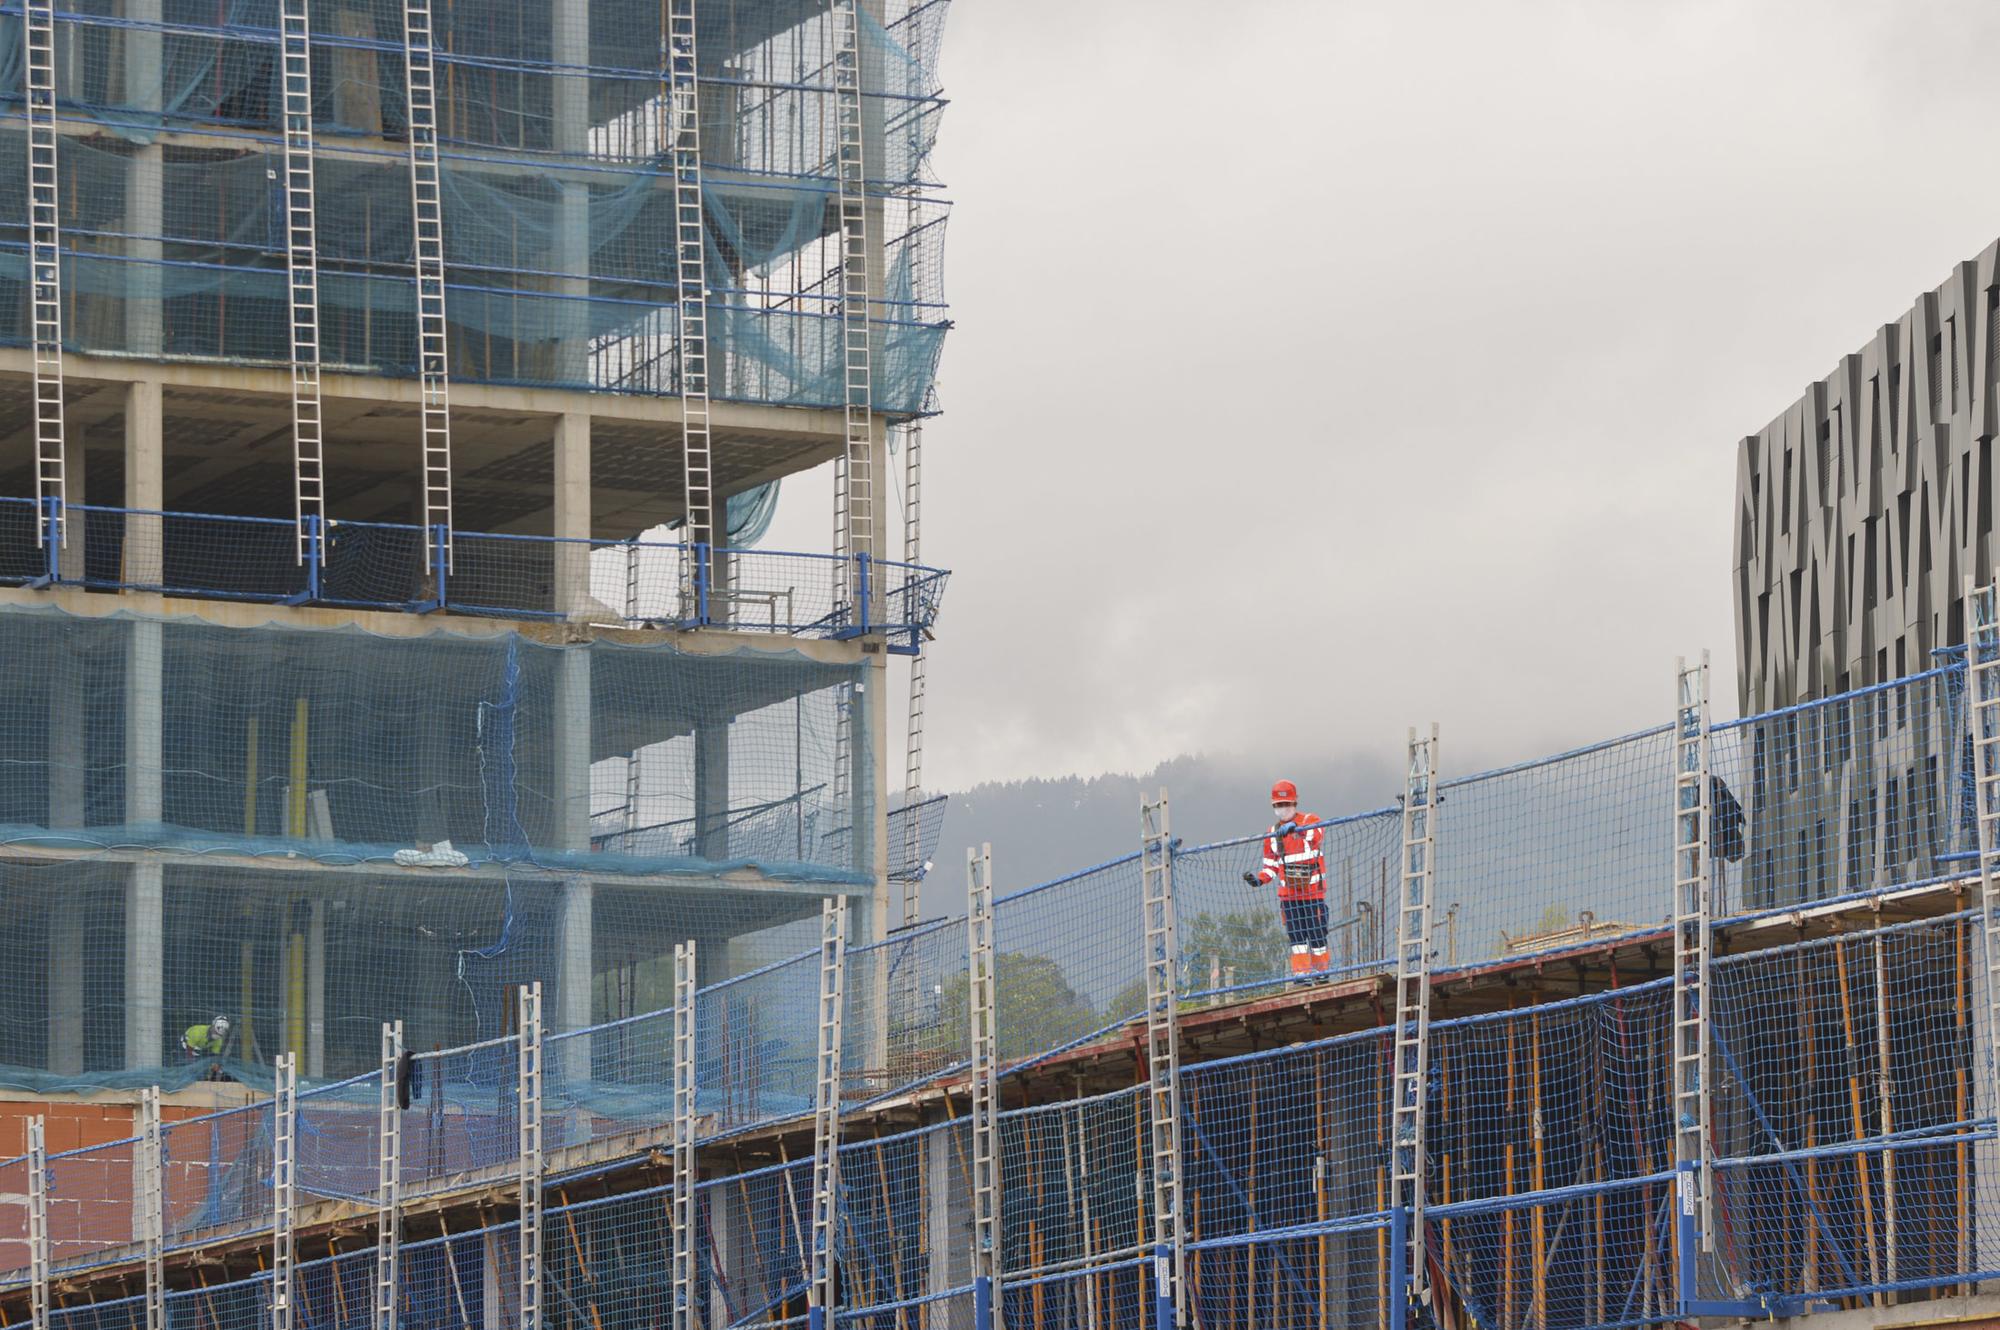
[398,1048,419,1110]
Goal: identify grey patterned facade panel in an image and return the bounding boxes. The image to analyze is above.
[1733,236,2000,716]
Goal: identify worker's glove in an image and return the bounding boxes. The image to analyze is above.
[1274,821,1297,838]
[1242,871,1260,888]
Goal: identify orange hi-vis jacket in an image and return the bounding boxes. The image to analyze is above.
[1258,816,1327,902]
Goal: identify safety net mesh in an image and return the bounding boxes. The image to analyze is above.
[0,0,950,410]
[0,598,873,1090]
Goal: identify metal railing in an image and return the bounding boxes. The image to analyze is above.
[0,497,948,646]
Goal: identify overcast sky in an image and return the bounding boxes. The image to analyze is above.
[762,0,2000,797]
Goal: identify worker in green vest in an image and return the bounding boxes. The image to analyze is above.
[179,1014,232,1060]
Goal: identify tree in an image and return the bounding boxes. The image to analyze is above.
[936,951,1104,1067]
[1103,908,1294,1019]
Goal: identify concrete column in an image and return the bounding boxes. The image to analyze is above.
[552,412,591,617]
[124,379,164,587]
[867,652,891,930]
[58,421,85,582]
[555,649,592,852]
[46,904,83,1077]
[924,1127,961,1295]
[307,898,326,1078]
[124,0,165,357]
[555,877,593,1090]
[124,863,163,1070]
[551,0,590,388]
[125,617,163,828]
[694,717,729,862]
[705,1178,738,1330]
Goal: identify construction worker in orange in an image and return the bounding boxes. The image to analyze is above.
[1242,780,1329,978]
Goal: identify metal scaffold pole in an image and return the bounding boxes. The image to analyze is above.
[967,844,1000,1330]
[1390,727,1438,1328]
[138,1089,163,1330]
[27,1118,46,1330]
[808,898,848,1330]
[830,0,875,619]
[400,0,453,569]
[376,1022,404,1330]
[1140,791,1183,1330]
[671,941,698,1330]
[274,1054,298,1330]
[519,984,545,1330]
[1969,578,2000,1111]
[666,0,714,607]
[278,0,325,563]
[24,0,65,551]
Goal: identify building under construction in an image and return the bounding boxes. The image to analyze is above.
[8,5,2000,1329]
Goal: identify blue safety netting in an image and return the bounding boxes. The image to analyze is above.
[0,0,951,410]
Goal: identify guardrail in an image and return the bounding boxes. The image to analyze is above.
[0,498,948,647]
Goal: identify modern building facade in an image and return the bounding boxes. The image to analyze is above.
[1733,236,2000,715]
[0,0,952,1086]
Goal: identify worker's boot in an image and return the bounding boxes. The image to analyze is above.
[1289,950,1312,980]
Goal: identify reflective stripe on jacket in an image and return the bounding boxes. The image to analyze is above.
[1258,816,1326,901]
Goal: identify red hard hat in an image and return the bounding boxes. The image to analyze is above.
[1271,780,1298,804]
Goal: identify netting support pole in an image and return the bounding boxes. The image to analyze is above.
[1140,791,1183,1330]
[273,1054,297,1330]
[24,0,65,552]
[375,1022,403,1330]
[27,1118,46,1330]
[967,844,1000,1330]
[138,1088,163,1330]
[666,0,714,568]
[519,983,544,1330]
[400,0,453,569]
[1390,727,1438,1328]
[278,0,324,564]
[808,898,848,1330]
[670,941,697,1330]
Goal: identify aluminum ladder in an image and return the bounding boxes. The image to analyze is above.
[279,0,325,560]
[27,1119,46,1330]
[830,0,875,612]
[401,0,453,565]
[518,985,544,1330]
[671,941,698,1330]
[138,1090,164,1330]
[1141,791,1183,1330]
[900,419,927,923]
[1670,652,1714,1259]
[1390,727,1439,1322]
[807,898,847,1330]
[25,0,65,550]
[666,0,714,565]
[273,1055,298,1330]
[376,1023,404,1330]
[966,845,1000,1326]
[1971,580,2000,1105]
